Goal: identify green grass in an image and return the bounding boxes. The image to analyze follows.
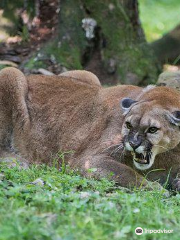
[139,0,180,42]
[0,163,180,240]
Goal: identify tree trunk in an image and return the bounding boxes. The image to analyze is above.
[45,0,160,85]
[151,24,180,64]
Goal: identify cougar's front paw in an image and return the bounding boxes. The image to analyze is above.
[172,178,180,192]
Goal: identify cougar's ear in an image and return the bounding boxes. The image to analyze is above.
[120,98,137,114]
[167,111,180,126]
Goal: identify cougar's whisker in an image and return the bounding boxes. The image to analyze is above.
[103,144,120,152]
[119,149,125,162]
[110,144,124,156]
[111,145,122,155]
[153,144,169,151]
[101,142,124,155]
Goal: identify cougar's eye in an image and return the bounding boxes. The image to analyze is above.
[148,127,159,133]
[126,122,132,129]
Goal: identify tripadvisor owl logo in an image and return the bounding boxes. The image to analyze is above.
[135,227,143,235]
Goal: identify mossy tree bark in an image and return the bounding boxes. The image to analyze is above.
[44,0,160,85]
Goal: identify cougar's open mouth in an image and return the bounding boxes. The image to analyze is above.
[131,152,150,165]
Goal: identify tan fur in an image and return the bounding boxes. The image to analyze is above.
[60,70,101,86]
[0,67,180,191]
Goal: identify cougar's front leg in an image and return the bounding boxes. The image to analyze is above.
[72,154,163,190]
[0,67,29,153]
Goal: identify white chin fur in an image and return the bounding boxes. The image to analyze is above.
[133,152,155,170]
[125,142,133,151]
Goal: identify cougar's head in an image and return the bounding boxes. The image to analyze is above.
[120,86,180,170]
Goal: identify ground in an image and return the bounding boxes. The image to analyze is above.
[0,162,180,240]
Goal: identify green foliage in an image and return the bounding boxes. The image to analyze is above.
[0,0,35,36]
[0,64,8,70]
[0,163,180,240]
[0,0,35,20]
[24,56,46,70]
[139,0,180,42]
[19,25,29,42]
[0,0,24,28]
[44,40,83,70]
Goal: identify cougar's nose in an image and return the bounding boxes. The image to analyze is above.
[128,135,142,150]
